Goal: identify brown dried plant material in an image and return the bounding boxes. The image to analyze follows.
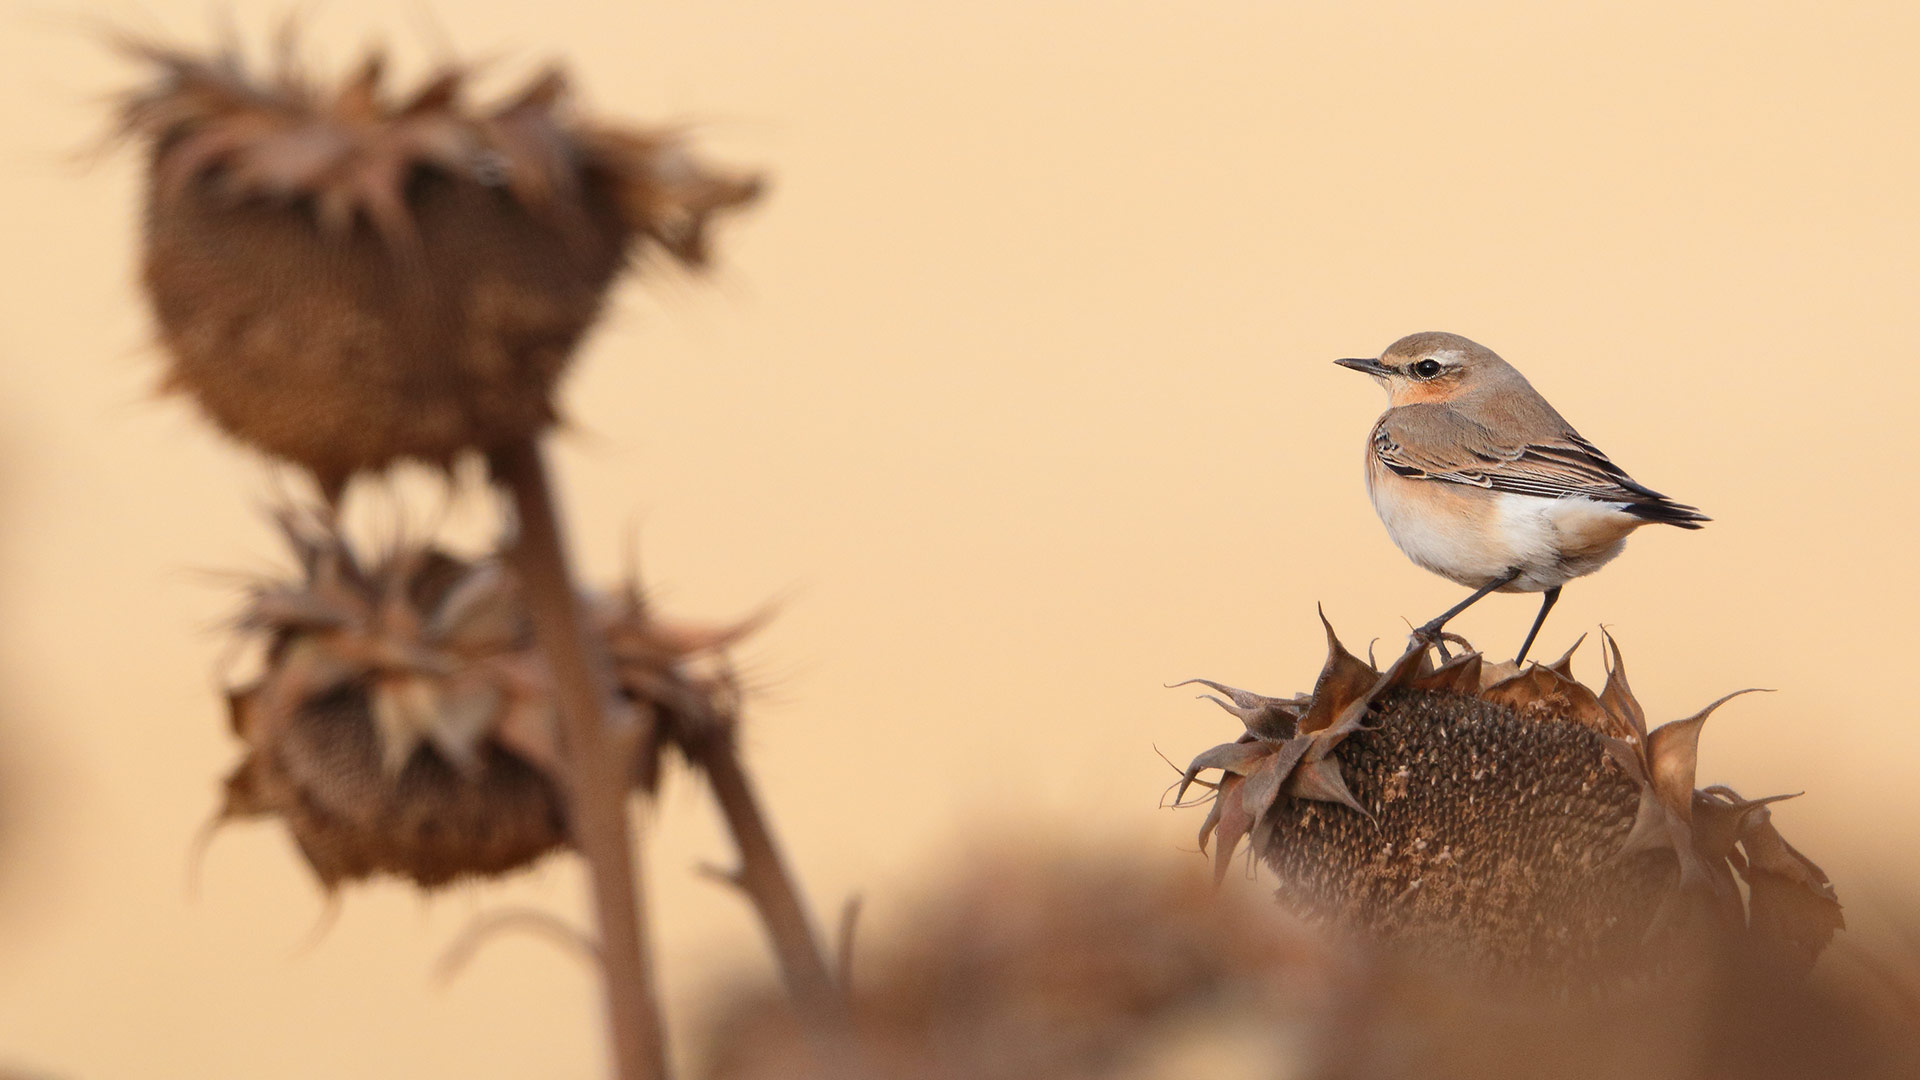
[696,850,1334,1080]
[693,849,1916,1080]
[1176,618,1842,981]
[113,38,762,497]
[217,512,747,887]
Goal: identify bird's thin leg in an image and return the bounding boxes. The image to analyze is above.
[1513,585,1562,666]
[1413,569,1522,658]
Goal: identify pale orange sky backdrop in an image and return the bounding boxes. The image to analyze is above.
[1,1,1917,1076]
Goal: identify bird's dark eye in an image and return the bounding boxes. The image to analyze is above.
[1411,359,1444,379]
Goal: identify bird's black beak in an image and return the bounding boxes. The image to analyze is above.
[1334,357,1393,377]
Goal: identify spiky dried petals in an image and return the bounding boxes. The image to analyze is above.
[1481,665,1613,736]
[1598,630,1648,744]
[1299,606,1378,735]
[579,127,764,266]
[1409,651,1482,695]
[1736,806,1844,964]
[1185,617,1401,881]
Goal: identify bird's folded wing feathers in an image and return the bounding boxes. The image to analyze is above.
[1371,406,1672,504]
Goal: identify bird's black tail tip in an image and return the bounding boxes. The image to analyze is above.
[1626,500,1711,529]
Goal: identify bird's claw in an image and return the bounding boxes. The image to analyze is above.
[1408,621,1452,662]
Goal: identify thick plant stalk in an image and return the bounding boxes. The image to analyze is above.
[490,438,668,1080]
[691,733,845,1027]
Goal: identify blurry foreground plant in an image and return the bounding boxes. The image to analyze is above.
[695,848,1916,1080]
[110,31,838,1080]
[698,850,1330,1080]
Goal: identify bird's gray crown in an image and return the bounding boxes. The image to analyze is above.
[1380,331,1504,368]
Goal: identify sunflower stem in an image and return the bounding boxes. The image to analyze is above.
[688,730,847,1028]
[490,438,669,1080]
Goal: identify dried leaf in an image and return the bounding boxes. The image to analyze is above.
[249,635,362,744]
[1410,651,1482,695]
[331,50,387,122]
[1284,755,1370,819]
[1299,607,1377,736]
[1476,658,1521,691]
[1238,753,1288,824]
[1553,680,1614,737]
[1169,678,1304,739]
[1480,666,1562,714]
[1372,638,1432,697]
[491,690,560,777]
[1481,665,1614,736]
[1176,740,1277,804]
[1738,812,1844,964]
[1740,811,1839,901]
[398,67,466,117]
[431,560,523,654]
[1645,689,1765,823]
[370,674,440,774]
[484,68,576,212]
[1546,633,1586,680]
[217,757,270,819]
[427,675,506,775]
[1689,789,1749,865]
[1691,787,1801,865]
[1196,781,1226,854]
[1207,774,1254,885]
[242,584,357,632]
[1598,630,1647,742]
[636,612,769,659]
[1612,785,1671,860]
[224,685,256,737]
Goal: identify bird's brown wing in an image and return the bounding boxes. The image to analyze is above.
[1372,405,1709,526]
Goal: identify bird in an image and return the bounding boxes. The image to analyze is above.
[1335,331,1708,664]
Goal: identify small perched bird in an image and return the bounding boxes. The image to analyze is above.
[1336,332,1708,663]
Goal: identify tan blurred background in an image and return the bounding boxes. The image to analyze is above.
[1,0,1917,1075]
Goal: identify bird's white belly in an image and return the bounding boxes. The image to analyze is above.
[1369,477,1637,592]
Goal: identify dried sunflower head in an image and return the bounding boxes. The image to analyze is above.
[114,38,761,496]
[217,511,749,888]
[1174,614,1843,982]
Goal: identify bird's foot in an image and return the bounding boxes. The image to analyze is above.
[1409,619,1453,663]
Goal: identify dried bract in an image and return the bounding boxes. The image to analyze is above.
[114,38,762,495]
[1177,619,1842,981]
[218,512,747,887]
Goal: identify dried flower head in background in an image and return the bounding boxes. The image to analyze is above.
[1175,616,1843,982]
[113,37,762,497]
[217,511,750,887]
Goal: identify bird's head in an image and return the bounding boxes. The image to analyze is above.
[1335,331,1517,407]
